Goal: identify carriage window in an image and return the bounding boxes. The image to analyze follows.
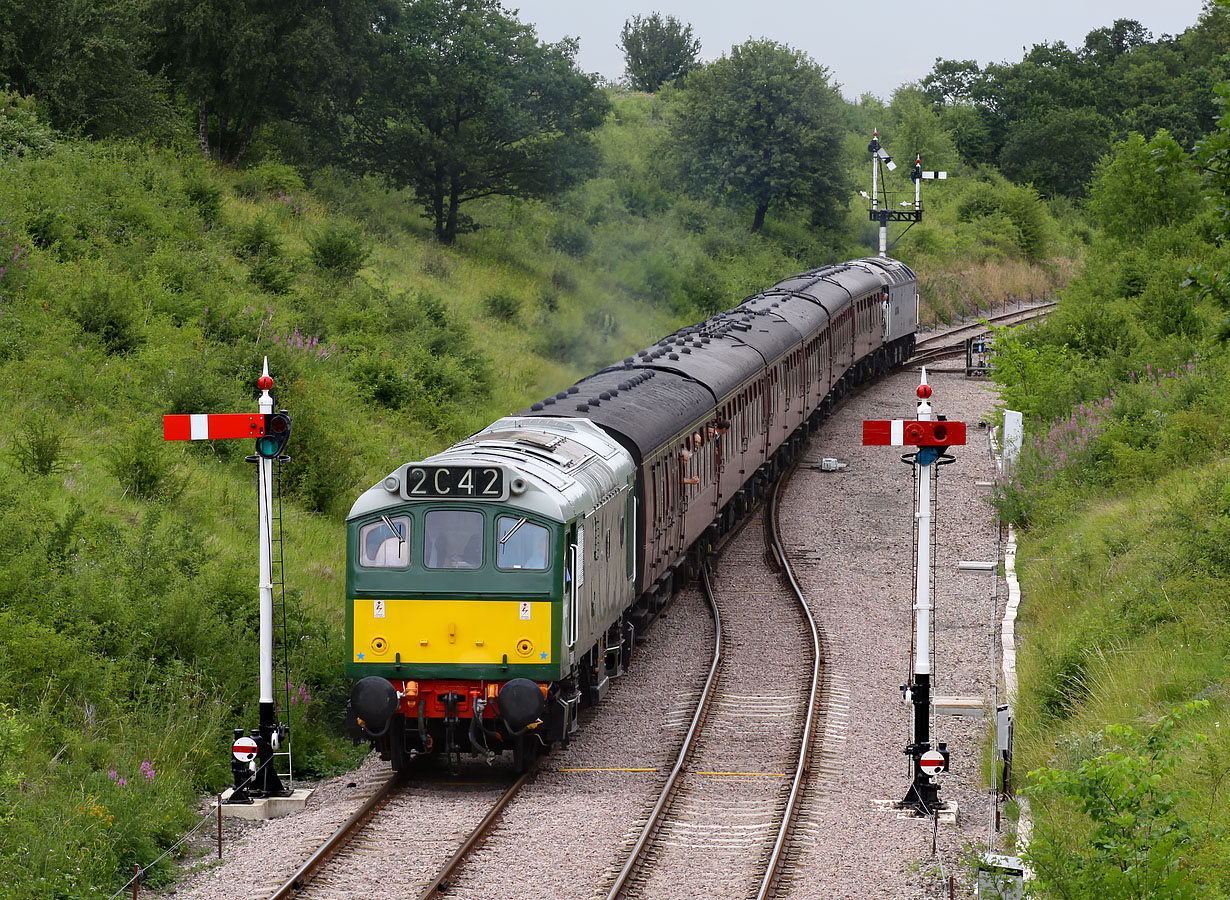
[359,516,411,568]
[496,516,549,570]
[424,510,484,569]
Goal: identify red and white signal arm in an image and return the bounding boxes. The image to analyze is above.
[862,419,967,447]
[232,736,259,763]
[164,413,264,441]
[919,749,948,776]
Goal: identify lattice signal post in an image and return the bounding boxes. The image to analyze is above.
[163,358,293,803]
[865,130,948,258]
[863,369,966,816]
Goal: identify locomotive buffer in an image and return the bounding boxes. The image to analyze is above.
[863,370,966,816]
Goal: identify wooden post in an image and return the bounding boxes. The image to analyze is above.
[132,864,140,899]
[932,808,939,855]
[217,793,224,859]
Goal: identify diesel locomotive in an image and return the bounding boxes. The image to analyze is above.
[346,257,919,769]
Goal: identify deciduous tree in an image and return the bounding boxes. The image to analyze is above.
[152,0,375,164]
[619,13,700,93]
[354,0,609,244]
[0,0,174,137]
[669,40,847,233]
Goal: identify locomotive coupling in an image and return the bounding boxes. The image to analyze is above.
[497,678,546,733]
[351,676,399,735]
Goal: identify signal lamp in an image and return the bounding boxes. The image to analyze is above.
[256,411,292,459]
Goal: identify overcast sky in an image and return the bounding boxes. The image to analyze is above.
[509,1,1211,101]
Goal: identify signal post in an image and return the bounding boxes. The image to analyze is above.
[164,359,303,816]
[863,370,966,816]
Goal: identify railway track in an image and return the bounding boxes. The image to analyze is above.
[604,473,824,900]
[264,767,532,900]
[910,300,1055,367]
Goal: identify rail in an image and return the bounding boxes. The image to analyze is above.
[267,773,403,899]
[757,472,825,900]
[603,562,723,900]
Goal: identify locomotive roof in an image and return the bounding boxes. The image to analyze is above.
[348,417,635,523]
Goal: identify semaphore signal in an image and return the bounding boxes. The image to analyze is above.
[863,368,966,817]
[163,358,294,804]
[864,131,951,258]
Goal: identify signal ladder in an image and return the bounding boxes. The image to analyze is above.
[268,457,295,789]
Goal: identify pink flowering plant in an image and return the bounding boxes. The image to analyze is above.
[995,357,1208,527]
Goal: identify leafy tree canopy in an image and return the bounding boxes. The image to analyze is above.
[1088,130,1203,241]
[152,0,377,164]
[353,0,609,244]
[922,7,1230,196]
[620,13,701,92]
[0,0,175,138]
[669,40,848,233]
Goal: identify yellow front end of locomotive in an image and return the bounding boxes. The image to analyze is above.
[351,598,552,667]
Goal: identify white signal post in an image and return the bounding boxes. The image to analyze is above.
[862,368,966,816]
[256,360,277,766]
[163,357,291,802]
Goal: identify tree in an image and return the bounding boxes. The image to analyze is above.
[669,40,848,233]
[920,58,983,106]
[0,0,174,138]
[999,107,1112,197]
[1083,18,1152,64]
[354,0,609,244]
[152,0,376,164]
[885,86,958,172]
[620,13,700,92]
[1088,131,1202,241]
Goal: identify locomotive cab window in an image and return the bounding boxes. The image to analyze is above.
[359,516,411,568]
[496,516,549,570]
[424,509,484,569]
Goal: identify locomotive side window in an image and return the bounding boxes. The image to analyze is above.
[424,510,484,569]
[359,516,411,568]
[495,516,549,570]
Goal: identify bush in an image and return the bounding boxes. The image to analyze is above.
[250,254,295,294]
[234,217,282,259]
[548,221,592,257]
[183,173,224,225]
[105,426,174,500]
[309,223,369,277]
[0,90,56,157]
[9,416,67,476]
[482,290,521,322]
[349,355,414,409]
[74,281,143,355]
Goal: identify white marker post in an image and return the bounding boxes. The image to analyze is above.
[862,369,967,815]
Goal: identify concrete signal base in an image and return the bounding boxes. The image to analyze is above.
[220,787,314,820]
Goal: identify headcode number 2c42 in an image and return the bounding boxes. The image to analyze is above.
[405,465,504,499]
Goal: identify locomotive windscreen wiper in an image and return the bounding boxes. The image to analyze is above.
[380,515,405,546]
[500,517,527,544]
